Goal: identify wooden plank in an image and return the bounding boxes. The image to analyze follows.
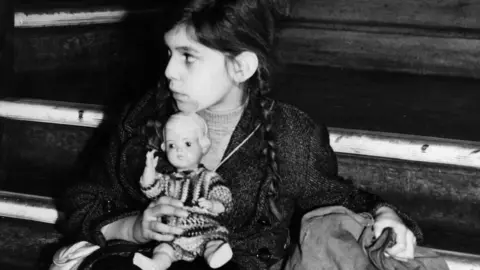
[290,0,480,29]
[13,4,480,78]
[433,250,480,270]
[13,26,124,72]
[0,191,60,224]
[0,99,104,127]
[331,128,480,169]
[14,7,161,28]
[0,217,62,269]
[272,65,480,142]
[277,25,480,78]
[337,153,480,250]
[0,0,12,98]
[2,99,480,168]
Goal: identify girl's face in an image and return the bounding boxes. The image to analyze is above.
[164,24,244,113]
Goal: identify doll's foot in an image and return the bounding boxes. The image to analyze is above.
[133,253,169,270]
[205,241,233,269]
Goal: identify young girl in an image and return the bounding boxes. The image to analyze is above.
[61,0,421,269]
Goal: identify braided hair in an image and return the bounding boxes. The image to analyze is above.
[255,66,283,222]
[161,0,291,222]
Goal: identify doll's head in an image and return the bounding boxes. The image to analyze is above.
[161,112,211,171]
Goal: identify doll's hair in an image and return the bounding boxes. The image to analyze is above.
[162,0,290,222]
[163,112,211,151]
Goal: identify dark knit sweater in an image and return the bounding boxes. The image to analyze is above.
[61,89,423,270]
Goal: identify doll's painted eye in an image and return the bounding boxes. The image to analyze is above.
[185,141,192,147]
[168,143,175,149]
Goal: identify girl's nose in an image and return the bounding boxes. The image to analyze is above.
[164,57,179,81]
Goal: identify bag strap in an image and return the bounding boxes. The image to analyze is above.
[77,241,151,270]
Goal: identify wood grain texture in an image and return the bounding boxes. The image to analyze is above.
[277,25,480,78]
[13,2,480,78]
[279,0,480,78]
[290,0,480,29]
[0,120,96,196]
[0,217,61,270]
[0,0,13,98]
[13,26,126,72]
[272,64,480,142]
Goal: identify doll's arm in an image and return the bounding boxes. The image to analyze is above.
[140,150,158,187]
[140,150,167,199]
[204,172,233,214]
[198,198,225,214]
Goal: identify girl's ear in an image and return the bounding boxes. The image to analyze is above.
[161,142,166,152]
[231,51,259,83]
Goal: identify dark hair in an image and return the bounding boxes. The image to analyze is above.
[163,0,290,222]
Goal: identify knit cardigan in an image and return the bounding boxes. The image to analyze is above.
[61,89,423,270]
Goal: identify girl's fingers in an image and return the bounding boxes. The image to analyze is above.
[386,227,407,257]
[150,221,184,235]
[142,197,187,241]
[394,230,415,260]
[156,196,185,208]
[147,231,175,242]
[149,204,189,219]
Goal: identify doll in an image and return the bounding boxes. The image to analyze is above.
[133,112,233,270]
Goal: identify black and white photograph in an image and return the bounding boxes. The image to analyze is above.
[1,0,479,269]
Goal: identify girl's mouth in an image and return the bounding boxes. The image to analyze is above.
[172,92,189,101]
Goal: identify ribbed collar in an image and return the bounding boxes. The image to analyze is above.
[197,98,248,130]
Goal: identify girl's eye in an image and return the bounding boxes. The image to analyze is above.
[183,53,195,64]
[168,143,175,149]
[185,141,192,147]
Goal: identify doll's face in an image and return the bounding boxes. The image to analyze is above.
[162,122,204,171]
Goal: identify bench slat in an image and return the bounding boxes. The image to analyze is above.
[14,8,159,28]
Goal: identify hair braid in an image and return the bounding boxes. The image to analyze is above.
[256,67,283,222]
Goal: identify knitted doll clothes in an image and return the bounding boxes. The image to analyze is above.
[141,164,233,261]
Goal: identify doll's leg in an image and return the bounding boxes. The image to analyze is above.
[133,243,175,270]
[203,240,233,269]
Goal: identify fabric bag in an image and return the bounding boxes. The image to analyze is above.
[284,205,450,270]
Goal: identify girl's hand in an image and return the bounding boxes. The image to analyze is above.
[373,206,416,261]
[133,196,188,243]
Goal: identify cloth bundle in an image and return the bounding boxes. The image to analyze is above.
[284,206,450,270]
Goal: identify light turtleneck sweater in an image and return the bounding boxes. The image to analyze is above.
[197,100,248,171]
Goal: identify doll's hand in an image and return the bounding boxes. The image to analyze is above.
[198,198,225,214]
[145,150,159,169]
[141,150,159,185]
[374,206,416,262]
[198,198,213,211]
